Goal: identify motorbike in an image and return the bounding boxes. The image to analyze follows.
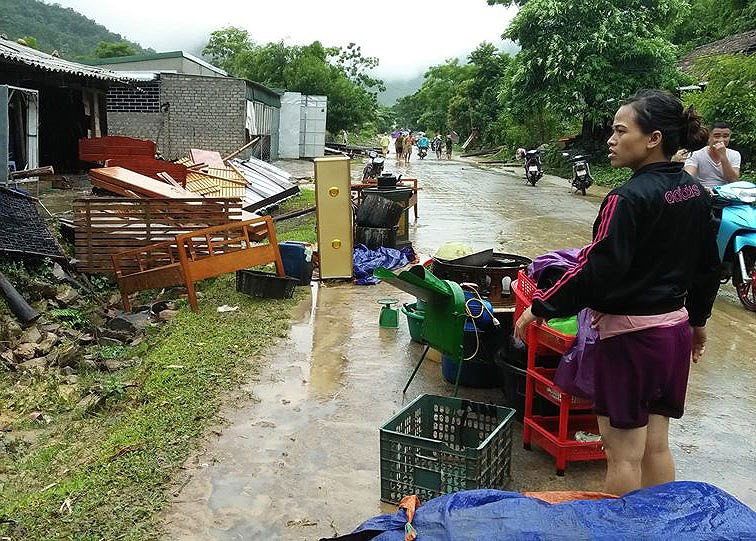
[712,181,756,311]
[362,150,385,181]
[563,152,594,195]
[418,146,428,160]
[524,150,543,186]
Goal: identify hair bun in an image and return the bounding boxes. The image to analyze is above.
[681,105,708,151]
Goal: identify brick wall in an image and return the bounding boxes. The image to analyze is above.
[104,74,247,160]
[107,81,160,113]
[160,74,246,159]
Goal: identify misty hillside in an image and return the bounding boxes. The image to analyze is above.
[0,0,148,61]
[378,73,425,106]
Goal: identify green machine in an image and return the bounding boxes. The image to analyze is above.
[374,265,468,396]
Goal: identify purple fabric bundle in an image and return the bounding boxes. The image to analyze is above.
[528,247,597,400]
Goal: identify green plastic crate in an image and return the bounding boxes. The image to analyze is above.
[380,394,515,504]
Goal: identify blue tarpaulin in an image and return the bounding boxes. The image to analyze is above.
[328,482,756,540]
[353,244,415,285]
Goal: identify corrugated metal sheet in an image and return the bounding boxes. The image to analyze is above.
[0,39,134,83]
[230,157,299,212]
[183,155,296,212]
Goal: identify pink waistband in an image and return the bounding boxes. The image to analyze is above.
[591,308,689,339]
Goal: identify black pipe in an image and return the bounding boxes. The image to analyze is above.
[0,270,40,325]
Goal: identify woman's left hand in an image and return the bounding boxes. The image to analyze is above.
[514,306,540,342]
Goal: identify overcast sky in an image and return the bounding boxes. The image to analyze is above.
[52,0,519,78]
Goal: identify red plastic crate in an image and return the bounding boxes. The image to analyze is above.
[524,414,605,474]
[514,270,575,355]
[531,367,593,410]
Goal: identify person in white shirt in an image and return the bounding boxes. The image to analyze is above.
[684,121,741,189]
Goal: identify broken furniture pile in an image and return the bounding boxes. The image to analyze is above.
[80,136,300,214]
[76,136,297,311]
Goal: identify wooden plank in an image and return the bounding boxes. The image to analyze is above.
[90,167,196,199]
[79,136,155,162]
[189,149,225,168]
[104,157,188,186]
[73,197,243,273]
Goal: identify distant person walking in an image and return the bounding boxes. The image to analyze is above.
[404,133,415,164]
[380,133,391,157]
[395,133,405,164]
[445,133,453,160]
[433,134,443,159]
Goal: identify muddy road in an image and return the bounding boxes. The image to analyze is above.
[162,156,756,540]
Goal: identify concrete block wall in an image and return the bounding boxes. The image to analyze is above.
[108,112,162,143]
[160,74,246,159]
[106,74,247,160]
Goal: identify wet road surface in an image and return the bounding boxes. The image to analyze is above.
[161,155,756,539]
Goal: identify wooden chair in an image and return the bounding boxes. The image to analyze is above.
[111,217,285,311]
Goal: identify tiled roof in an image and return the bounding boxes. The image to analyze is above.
[678,30,756,73]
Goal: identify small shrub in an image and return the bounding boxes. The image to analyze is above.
[49,308,90,329]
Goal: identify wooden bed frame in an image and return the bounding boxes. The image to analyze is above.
[111,217,285,311]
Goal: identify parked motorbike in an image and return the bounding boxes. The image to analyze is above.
[712,181,756,311]
[524,150,543,186]
[563,152,594,195]
[362,150,385,180]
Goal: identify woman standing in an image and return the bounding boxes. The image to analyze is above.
[515,90,720,496]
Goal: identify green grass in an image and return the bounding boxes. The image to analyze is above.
[0,274,307,540]
[0,190,321,539]
[274,187,317,245]
[273,186,316,216]
[591,164,632,188]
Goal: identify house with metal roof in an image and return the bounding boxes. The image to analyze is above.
[90,50,228,78]
[678,29,756,74]
[1,37,131,177]
[90,52,283,160]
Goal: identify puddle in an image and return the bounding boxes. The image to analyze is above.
[162,157,756,539]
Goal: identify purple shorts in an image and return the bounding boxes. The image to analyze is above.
[594,323,692,429]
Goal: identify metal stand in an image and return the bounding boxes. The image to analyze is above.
[403,344,430,394]
[403,344,465,398]
[452,356,464,398]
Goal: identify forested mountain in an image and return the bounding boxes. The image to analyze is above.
[0,0,148,61]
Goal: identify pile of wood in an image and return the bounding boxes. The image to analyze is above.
[79,136,299,213]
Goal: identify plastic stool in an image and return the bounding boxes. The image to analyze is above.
[377,298,399,328]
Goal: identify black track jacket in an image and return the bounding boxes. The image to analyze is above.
[531,161,720,327]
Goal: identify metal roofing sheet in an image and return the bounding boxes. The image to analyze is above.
[0,38,134,83]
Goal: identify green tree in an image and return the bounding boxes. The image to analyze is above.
[204,32,383,133]
[94,41,136,58]
[393,59,474,132]
[448,43,512,145]
[0,0,147,61]
[334,42,385,94]
[501,0,685,149]
[669,0,756,52]
[684,54,756,164]
[203,26,253,73]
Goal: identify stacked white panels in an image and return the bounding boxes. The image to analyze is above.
[299,95,327,158]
